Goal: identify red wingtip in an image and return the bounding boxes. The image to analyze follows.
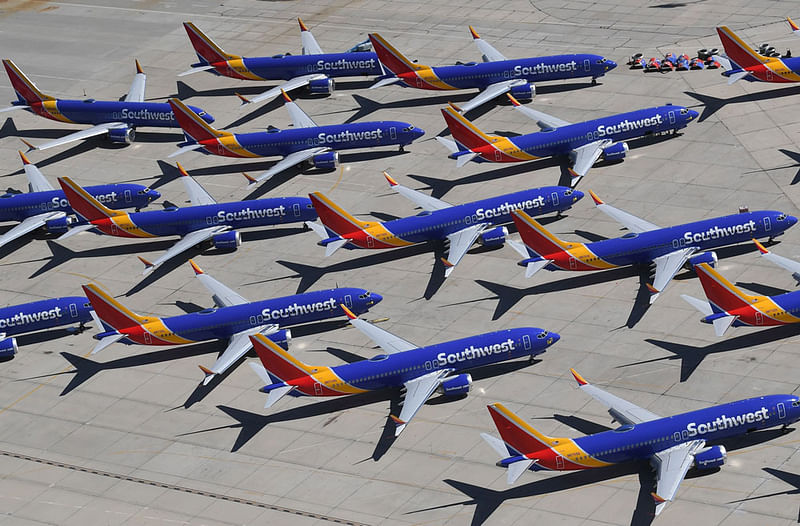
[383,171,398,186]
[753,238,769,254]
[340,304,357,320]
[507,93,521,106]
[242,172,257,184]
[390,414,406,425]
[570,368,588,386]
[469,25,480,40]
[645,283,660,294]
[567,167,580,180]
[651,493,666,504]
[135,59,143,75]
[20,138,36,152]
[281,89,292,103]
[198,365,213,375]
[441,257,454,268]
[789,17,799,31]
[235,92,251,104]
[18,150,31,165]
[176,162,190,177]
[298,17,309,32]
[189,259,204,275]
[448,101,463,112]
[138,256,153,269]
[588,190,603,205]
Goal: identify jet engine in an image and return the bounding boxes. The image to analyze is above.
[602,142,628,161]
[694,445,727,469]
[45,216,74,234]
[108,127,135,144]
[308,78,335,95]
[312,151,339,170]
[266,329,291,346]
[438,373,472,396]
[509,82,535,102]
[212,231,242,250]
[478,226,508,247]
[0,337,18,358]
[689,251,718,267]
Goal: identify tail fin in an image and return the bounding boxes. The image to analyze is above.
[2,59,54,105]
[487,403,567,454]
[168,98,230,142]
[81,283,154,331]
[251,333,315,382]
[368,33,429,75]
[57,177,122,222]
[511,210,574,257]
[309,192,372,236]
[440,105,497,151]
[693,262,762,312]
[182,22,239,64]
[716,26,768,68]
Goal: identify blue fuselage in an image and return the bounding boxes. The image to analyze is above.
[0,296,92,336]
[26,99,214,128]
[226,53,382,80]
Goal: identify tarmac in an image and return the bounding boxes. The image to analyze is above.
[1,1,800,524]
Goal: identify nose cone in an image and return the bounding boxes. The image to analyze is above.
[546,331,560,345]
[687,109,699,121]
[148,189,161,202]
[413,127,425,140]
[788,215,798,228]
[571,190,585,203]
[368,292,383,306]
[605,59,617,71]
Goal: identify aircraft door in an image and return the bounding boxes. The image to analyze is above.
[778,402,786,419]
[669,111,676,125]
[124,189,132,203]
[314,382,323,395]
[755,311,764,325]
[556,456,565,469]
[551,192,559,206]
[425,360,433,371]
[110,223,119,235]
[390,127,397,141]
[494,149,502,161]
[583,59,590,72]
[69,303,78,318]
[766,69,773,81]
[416,76,423,88]
[143,332,152,344]
[763,217,772,232]
[523,334,531,350]
[569,256,578,270]
[366,235,374,248]
[344,295,353,308]
[293,203,301,218]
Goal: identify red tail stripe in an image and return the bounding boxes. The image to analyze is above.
[82,285,140,331]
[368,34,415,75]
[511,213,565,257]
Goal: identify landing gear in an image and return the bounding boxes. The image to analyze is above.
[399,145,405,152]
[591,77,597,85]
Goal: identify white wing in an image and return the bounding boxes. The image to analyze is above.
[576,373,661,425]
[0,211,64,249]
[649,247,697,303]
[202,325,279,384]
[470,27,507,62]
[242,74,328,106]
[457,79,527,113]
[651,440,706,516]
[569,140,609,186]
[755,241,800,284]
[393,369,453,436]
[509,103,572,129]
[178,164,216,205]
[249,147,329,184]
[346,314,417,355]
[283,94,318,128]
[124,60,146,102]
[31,122,126,151]
[177,65,216,77]
[140,225,229,275]
[299,20,324,55]
[386,173,451,212]
[21,155,54,192]
[590,192,661,233]
[443,223,489,277]
[192,261,248,307]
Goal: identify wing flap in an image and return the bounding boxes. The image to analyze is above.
[649,248,696,303]
[393,369,452,436]
[31,122,125,151]
[457,79,524,113]
[141,226,229,275]
[651,440,705,515]
[241,74,327,106]
[0,211,63,249]
[249,147,329,184]
[443,223,489,277]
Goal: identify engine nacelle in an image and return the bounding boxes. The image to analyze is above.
[478,226,508,247]
[266,329,291,346]
[0,337,18,358]
[602,142,628,161]
[438,373,472,396]
[312,151,339,170]
[308,78,335,95]
[689,251,718,268]
[108,127,135,144]
[694,445,726,470]
[509,82,535,102]
[212,230,241,251]
[45,216,74,234]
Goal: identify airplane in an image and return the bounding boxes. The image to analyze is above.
[714,25,800,84]
[56,165,317,276]
[0,59,214,151]
[510,191,797,303]
[438,96,698,186]
[167,92,424,185]
[368,28,616,113]
[681,241,800,336]
[0,151,158,251]
[305,172,583,277]
[249,304,559,436]
[480,368,800,515]
[82,260,382,385]
[181,19,381,106]
[0,296,94,358]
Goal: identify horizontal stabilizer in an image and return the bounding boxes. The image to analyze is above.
[711,55,734,72]
[0,105,29,114]
[456,152,478,168]
[506,458,535,485]
[713,315,736,337]
[248,361,271,384]
[264,385,294,408]
[58,223,95,240]
[507,239,530,258]
[727,71,750,84]
[680,294,713,316]
[325,238,349,257]
[167,143,203,158]
[177,65,216,77]
[369,76,401,89]
[526,259,553,279]
[305,220,329,240]
[480,432,510,458]
[91,332,125,355]
[434,136,460,154]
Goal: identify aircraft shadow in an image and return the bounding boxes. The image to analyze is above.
[16,325,88,347]
[551,414,613,435]
[685,87,800,122]
[728,467,800,520]
[776,149,800,185]
[619,326,800,381]
[735,282,790,296]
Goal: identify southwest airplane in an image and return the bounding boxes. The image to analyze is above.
[481,369,800,515]
[305,172,582,277]
[0,151,158,251]
[167,92,424,184]
[714,23,800,84]
[0,296,94,358]
[510,191,797,303]
[682,241,800,336]
[83,260,382,385]
[368,28,616,113]
[438,96,698,186]
[57,165,316,275]
[249,305,559,435]
[0,59,214,151]
[181,19,382,105]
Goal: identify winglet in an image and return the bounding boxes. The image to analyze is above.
[340,304,357,320]
[135,59,144,75]
[645,283,660,294]
[588,190,603,205]
[18,150,31,165]
[281,89,292,103]
[242,172,257,184]
[138,256,154,270]
[235,92,252,105]
[198,365,213,375]
[448,101,463,112]
[789,17,800,32]
[753,238,769,254]
[570,368,588,386]
[507,93,521,107]
[651,493,667,504]
[469,25,480,40]
[383,171,398,187]
[20,138,36,152]
[298,17,309,32]
[189,259,204,275]
[176,162,190,177]
[441,257,454,269]
[390,414,406,425]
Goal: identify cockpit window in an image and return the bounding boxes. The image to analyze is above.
[564,189,573,196]
[197,111,206,116]
[777,214,787,221]
[403,126,415,132]
[596,59,605,64]
[680,108,688,115]
[537,331,548,339]
[792,400,800,407]
[358,292,372,299]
